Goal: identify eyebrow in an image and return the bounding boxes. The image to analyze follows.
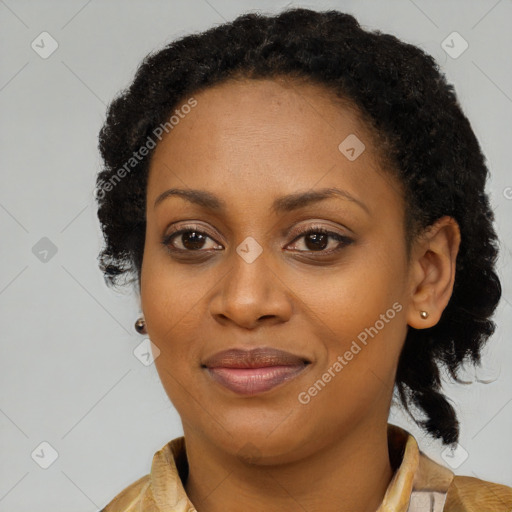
[154,187,370,215]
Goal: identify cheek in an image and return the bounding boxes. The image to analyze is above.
[140,245,197,372]
[141,257,204,410]
[298,246,405,327]
[296,242,407,375]
[140,235,206,331]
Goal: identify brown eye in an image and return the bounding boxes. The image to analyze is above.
[178,231,208,250]
[162,227,223,252]
[288,227,353,254]
[303,232,329,251]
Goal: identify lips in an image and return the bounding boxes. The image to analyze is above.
[202,347,311,395]
[203,347,310,368]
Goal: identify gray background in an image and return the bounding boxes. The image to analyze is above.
[1,0,511,510]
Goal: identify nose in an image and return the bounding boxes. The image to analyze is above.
[209,248,293,329]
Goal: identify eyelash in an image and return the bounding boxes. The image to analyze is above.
[161,224,353,257]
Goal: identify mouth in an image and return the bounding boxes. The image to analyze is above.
[202,347,311,396]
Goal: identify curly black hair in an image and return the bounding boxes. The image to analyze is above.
[96,7,501,445]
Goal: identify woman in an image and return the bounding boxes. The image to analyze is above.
[96,7,512,512]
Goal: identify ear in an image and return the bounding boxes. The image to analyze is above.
[406,216,461,329]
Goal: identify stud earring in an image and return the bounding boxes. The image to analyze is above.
[134,317,147,334]
[420,311,429,319]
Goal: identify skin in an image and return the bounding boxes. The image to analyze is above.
[140,77,460,512]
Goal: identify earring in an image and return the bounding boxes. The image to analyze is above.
[134,316,147,334]
[420,311,429,319]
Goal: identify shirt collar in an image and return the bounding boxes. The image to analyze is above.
[149,424,454,512]
[376,425,454,511]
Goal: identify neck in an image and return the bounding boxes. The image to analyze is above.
[183,418,393,512]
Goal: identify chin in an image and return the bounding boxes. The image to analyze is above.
[200,415,310,464]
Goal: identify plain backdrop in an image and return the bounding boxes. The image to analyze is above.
[1,0,511,510]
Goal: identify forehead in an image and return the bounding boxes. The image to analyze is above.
[163,77,369,147]
[147,77,401,216]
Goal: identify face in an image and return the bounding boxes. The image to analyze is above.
[140,78,412,463]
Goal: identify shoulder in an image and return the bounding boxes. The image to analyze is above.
[445,475,512,512]
[412,436,512,512]
[98,436,190,512]
[99,474,155,512]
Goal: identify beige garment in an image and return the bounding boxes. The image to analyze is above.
[100,424,512,511]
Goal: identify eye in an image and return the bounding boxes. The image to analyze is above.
[162,225,223,252]
[287,226,353,254]
[161,224,353,256]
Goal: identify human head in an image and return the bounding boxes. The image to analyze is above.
[96,7,501,446]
